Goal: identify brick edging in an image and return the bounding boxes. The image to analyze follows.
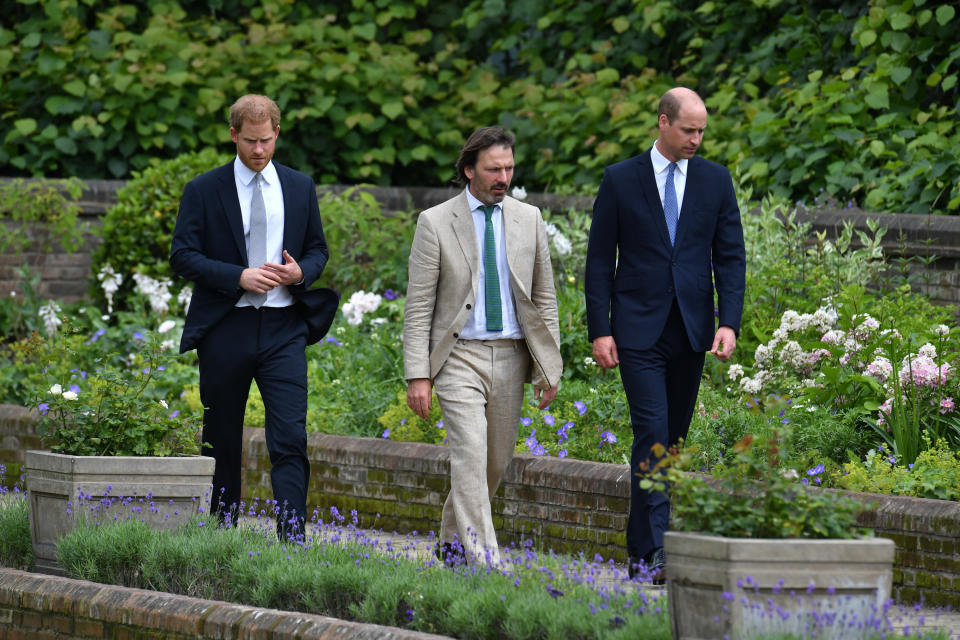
[0,568,451,639]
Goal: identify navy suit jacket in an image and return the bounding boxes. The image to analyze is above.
[170,160,331,353]
[585,151,745,352]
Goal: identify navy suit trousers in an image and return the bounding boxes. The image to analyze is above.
[198,306,309,534]
[618,299,705,559]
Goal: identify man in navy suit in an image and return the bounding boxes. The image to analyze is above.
[170,94,330,538]
[585,87,745,582]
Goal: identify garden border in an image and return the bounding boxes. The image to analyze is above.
[0,568,450,639]
[2,403,958,608]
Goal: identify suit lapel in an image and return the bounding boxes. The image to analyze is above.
[674,157,698,248]
[502,197,526,296]
[450,192,479,281]
[636,153,673,251]
[216,163,247,264]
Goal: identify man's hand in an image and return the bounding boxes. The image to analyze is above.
[262,249,304,286]
[407,378,433,420]
[239,266,283,293]
[592,335,620,369]
[710,326,737,361]
[534,384,559,410]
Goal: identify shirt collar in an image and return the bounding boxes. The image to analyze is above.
[465,185,502,214]
[234,157,279,187]
[651,141,688,176]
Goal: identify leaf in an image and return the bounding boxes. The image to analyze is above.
[942,74,958,91]
[63,80,87,97]
[381,101,404,119]
[858,30,877,47]
[44,96,82,115]
[935,5,955,26]
[888,12,912,30]
[21,32,41,48]
[612,16,629,34]
[869,140,885,157]
[595,68,619,85]
[890,66,911,85]
[54,137,78,155]
[13,118,37,137]
[353,22,376,41]
[864,88,889,110]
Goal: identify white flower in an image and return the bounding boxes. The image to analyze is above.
[780,340,805,369]
[855,314,880,332]
[584,356,597,367]
[159,399,168,409]
[780,468,799,480]
[511,186,527,200]
[918,343,938,359]
[370,317,388,326]
[161,339,175,352]
[62,391,78,401]
[865,356,892,382]
[177,286,193,314]
[544,223,558,237]
[740,376,763,394]
[158,320,176,334]
[97,264,123,314]
[754,344,772,365]
[39,301,62,335]
[935,324,950,336]
[341,290,383,326]
[820,329,844,345]
[551,232,573,256]
[9,291,15,297]
[133,273,173,314]
[49,384,63,395]
[727,364,744,381]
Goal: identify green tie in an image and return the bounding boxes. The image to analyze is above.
[480,204,502,332]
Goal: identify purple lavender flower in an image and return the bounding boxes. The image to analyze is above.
[383,289,399,300]
[573,400,587,415]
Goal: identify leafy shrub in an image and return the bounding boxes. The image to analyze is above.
[836,438,960,501]
[90,148,231,312]
[645,433,871,539]
[0,488,31,570]
[0,177,85,254]
[2,0,958,212]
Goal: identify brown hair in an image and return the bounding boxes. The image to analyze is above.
[229,94,281,132]
[454,126,515,186]
[657,87,704,124]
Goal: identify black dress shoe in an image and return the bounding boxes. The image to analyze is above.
[646,547,666,585]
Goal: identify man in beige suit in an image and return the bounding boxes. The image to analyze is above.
[404,127,563,565]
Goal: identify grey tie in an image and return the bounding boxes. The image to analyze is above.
[246,172,267,308]
[664,162,678,245]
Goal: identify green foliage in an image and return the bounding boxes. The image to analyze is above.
[0,177,85,254]
[319,187,415,294]
[3,0,958,212]
[836,438,960,501]
[50,515,671,639]
[90,148,231,312]
[377,389,445,444]
[0,492,31,570]
[644,433,870,539]
[0,265,45,343]
[22,323,202,457]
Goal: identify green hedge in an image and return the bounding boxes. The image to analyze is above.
[1,0,958,212]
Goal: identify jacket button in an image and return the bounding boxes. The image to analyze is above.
[466,304,472,310]
[453,332,459,338]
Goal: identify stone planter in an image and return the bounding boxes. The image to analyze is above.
[25,450,215,573]
[665,530,895,640]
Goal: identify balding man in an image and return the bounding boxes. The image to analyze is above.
[171,94,336,540]
[584,87,746,582]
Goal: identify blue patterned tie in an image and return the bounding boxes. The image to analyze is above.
[664,162,678,245]
[480,205,502,332]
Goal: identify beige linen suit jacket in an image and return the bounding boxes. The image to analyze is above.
[403,192,563,390]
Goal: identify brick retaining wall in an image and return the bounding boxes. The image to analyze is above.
[4,178,960,311]
[0,568,450,639]
[2,404,958,608]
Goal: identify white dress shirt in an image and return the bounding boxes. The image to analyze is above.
[651,141,688,217]
[233,157,293,307]
[459,187,523,340]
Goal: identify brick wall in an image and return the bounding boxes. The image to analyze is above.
[4,177,960,311]
[2,404,958,608]
[0,568,450,639]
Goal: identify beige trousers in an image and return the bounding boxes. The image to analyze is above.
[434,338,529,565]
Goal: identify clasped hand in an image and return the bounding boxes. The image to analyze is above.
[239,249,303,293]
